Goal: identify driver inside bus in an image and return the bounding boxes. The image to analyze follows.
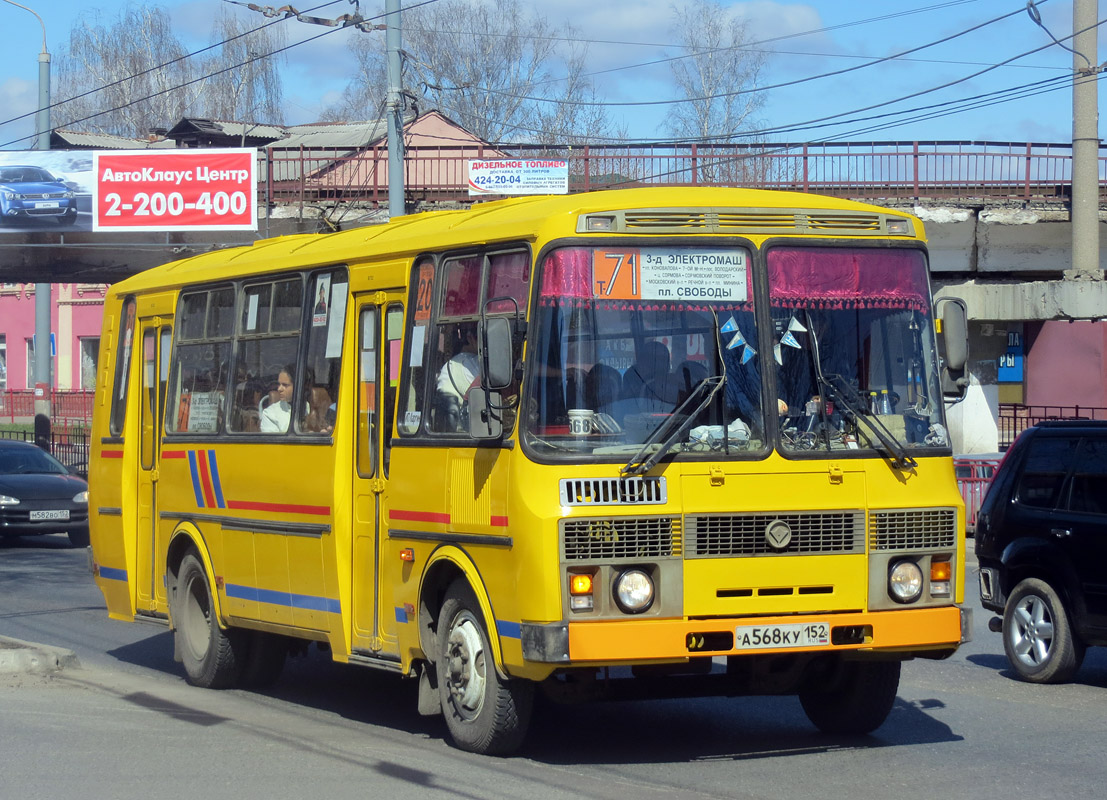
[435,324,480,431]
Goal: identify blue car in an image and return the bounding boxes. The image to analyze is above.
[0,165,78,225]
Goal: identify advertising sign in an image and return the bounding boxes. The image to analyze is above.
[93,148,257,232]
[468,159,568,196]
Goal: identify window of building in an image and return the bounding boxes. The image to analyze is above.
[80,337,100,391]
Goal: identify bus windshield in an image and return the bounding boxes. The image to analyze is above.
[523,244,948,462]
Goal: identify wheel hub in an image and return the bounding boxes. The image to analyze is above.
[445,614,486,718]
[1011,596,1054,667]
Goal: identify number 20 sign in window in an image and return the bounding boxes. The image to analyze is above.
[92,149,257,232]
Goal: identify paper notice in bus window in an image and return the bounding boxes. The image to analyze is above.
[187,391,220,432]
[246,293,259,331]
[593,248,747,302]
[325,284,347,358]
[410,325,426,367]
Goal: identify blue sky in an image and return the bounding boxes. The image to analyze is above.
[0,0,1099,148]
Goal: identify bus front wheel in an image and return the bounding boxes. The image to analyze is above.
[174,553,245,689]
[798,659,900,735]
[436,580,533,755]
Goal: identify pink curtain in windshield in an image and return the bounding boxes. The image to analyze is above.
[768,247,929,314]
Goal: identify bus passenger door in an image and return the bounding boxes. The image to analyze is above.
[135,321,171,613]
[351,294,405,655]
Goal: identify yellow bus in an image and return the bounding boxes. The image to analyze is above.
[89,187,970,755]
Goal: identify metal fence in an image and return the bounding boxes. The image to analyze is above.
[0,390,95,425]
[263,140,1107,207]
[997,403,1107,448]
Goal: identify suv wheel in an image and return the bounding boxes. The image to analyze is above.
[1002,577,1085,683]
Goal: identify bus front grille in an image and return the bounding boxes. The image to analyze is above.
[685,511,865,557]
[869,508,957,551]
[559,476,667,506]
[561,516,680,560]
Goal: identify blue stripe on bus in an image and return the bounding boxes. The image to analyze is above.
[224,583,340,615]
[496,620,521,639]
[98,566,128,582]
[186,451,205,508]
[206,450,226,508]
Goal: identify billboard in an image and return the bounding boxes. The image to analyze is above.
[468,159,568,196]
[0,149,258,236]
[93,149,257,232]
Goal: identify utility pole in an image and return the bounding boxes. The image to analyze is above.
[241,1,406,219]
[6,0,53,417]
[385,0,405,219]
[1068,0,1101,279]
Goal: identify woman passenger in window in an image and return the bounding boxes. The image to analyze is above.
[260,365,295,433]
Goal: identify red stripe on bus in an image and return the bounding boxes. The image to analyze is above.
[161,450,187,459]
[101,450,123,458]
[226,500,331,516]
[195,452,217,508]
[390,509,451,524]
[491,516,509,527]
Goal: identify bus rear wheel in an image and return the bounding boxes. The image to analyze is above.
[799,659,900,735]
[174,553,245,689]
[436,580,533,755]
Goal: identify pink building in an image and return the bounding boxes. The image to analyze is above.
[0,283,107,392]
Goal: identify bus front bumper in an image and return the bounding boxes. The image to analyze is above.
[520,605,970,664]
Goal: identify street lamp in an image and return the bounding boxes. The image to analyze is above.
[3,0,52,418]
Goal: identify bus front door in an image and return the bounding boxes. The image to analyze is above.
[350,294,405,656]
[135,319,171,614]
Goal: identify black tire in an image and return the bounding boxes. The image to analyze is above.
[1002,577,1084,684]
[174,553,246,688]
[799,659,900,735]
[67,528,90,548]
[240,631,288,689]
[436,579,533,755]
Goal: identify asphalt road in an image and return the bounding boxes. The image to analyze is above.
[3,534,1106,799]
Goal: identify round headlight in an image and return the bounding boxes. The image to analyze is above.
[889,560,924,603]
[613,569,654,613]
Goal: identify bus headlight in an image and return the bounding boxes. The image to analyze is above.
[613,569,654,613]
[889,560,923,603]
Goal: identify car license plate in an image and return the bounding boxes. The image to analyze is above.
[734,622,830,650]
[35,201,59,209]
[29,509,69,521]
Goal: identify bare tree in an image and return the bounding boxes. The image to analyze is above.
[55,7,288,138]
[198,10,287,126]
[325,0,616,143]
[55,7,197,137]
[320,29,387,123]
[665,0,767,182]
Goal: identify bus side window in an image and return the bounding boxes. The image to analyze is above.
[109,298,136,436]
[384,304,403,475]
[398,258,434,436]
[166,287,232,435]
[299,270,346,435]
[231,278,302,434]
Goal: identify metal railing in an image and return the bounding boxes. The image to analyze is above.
[262,140,1107,207]
[997,403,1107,448]
[0,390,95,425]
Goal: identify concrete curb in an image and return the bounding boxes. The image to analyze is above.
[0,635,80,675]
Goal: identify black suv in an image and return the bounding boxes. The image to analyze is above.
[976,420,1107,683]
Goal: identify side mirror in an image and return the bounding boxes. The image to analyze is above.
[481,316,514,390]
[467,388,503,439]
[937,297,968,398]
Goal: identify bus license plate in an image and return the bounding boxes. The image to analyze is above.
[30,509,69,521]
[734,622,830,650]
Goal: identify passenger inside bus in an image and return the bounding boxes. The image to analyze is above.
[260,365,296,433]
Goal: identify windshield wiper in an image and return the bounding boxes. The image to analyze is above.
[621,375,725,476]
[819,373,917,470]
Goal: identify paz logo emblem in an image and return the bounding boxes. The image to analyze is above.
[765,519,792,550]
